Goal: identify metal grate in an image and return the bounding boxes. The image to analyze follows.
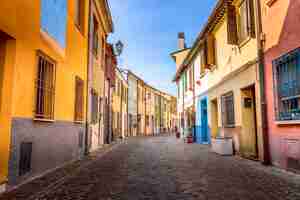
[19,142,32,176]
[222,92,235,127]
[35,52,56,120]
[273,48,300,121]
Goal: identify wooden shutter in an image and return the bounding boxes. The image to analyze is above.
[77,0,85,31]
[227,4,238,45]
[75,77,84,121]
[206,34,216,67]
[200,48,206,75]
[247,0,256,38]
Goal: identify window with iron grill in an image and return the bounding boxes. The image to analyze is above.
[35,52,56,120]
[273,48,300,121]
[221,92,235,127]
[19,142,32,176]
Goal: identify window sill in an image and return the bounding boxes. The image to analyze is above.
[40,29,65,58]
[238,37,252,49]
[75,22,84,37]
[275,120,300,125]
[74,120,84,124]
[224,125,236,128]
[200,70,209,78]
[33,118,55,123]
[266,0,278,7]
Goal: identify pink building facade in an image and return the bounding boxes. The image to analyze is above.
[262,0,300,171]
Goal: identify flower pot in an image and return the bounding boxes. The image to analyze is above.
[187,135,194,143]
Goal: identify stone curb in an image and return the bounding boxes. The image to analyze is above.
[0,139,125,199]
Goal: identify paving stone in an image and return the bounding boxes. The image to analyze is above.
[1,135,300,200]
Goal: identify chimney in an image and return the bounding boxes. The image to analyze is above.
[178,32,186,50]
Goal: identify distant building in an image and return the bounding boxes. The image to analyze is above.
[125,70,177,136]
[87,0,114,152]
[171,0,266,161]
[112,68,128,139]
[0,0,114,191]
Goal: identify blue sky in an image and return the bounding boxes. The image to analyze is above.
[108,0,216,96]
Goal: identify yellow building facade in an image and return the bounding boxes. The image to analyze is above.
[0,0,113,189]
[205,0,263,160]
[173,0,264,160]
[87,0,113,152]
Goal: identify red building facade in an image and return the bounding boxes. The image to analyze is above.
[262,0,300,171]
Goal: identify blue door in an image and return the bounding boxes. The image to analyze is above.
[201,99,209,143]
[195,99,202,143]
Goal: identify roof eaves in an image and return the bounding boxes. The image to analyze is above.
[172,0,228,82]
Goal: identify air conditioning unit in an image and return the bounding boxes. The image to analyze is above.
[211,137,233,155]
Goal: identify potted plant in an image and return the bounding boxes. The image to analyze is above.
[186,128,194,144]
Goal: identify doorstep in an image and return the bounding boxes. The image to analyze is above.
[0,182,6,194]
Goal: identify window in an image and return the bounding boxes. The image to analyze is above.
[273,48,300,121]
[238,0,248,43]
[74,77,84,122]
[91,89,98,124]
[205,33,216,66]
[189,67,193,90]
[41,0,67,47]
[200,48,206,75]
[227,0,255,45]
[118,80,122,96]
[183,71,188,92]
[221,92,235,127]
[101,37,106,67]
[146,115,149,126]
[75,0,85,32]
[35,52,56,120]
[19,142,32,176]
[93,16,99,56]
[237,0,256,43]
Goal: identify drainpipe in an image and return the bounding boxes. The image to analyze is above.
[255,0,270,165]
[192,65,196,141]
[144,86,146,135]
[85,0,92,156]
[136,78,139,136]
[182,77,185,138]
[120,78,123,139]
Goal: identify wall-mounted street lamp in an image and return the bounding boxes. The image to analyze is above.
[115,40,124,57]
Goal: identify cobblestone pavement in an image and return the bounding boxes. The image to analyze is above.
[1,135,300,200]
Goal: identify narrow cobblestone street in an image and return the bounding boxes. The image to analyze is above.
[2,135,300,200]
